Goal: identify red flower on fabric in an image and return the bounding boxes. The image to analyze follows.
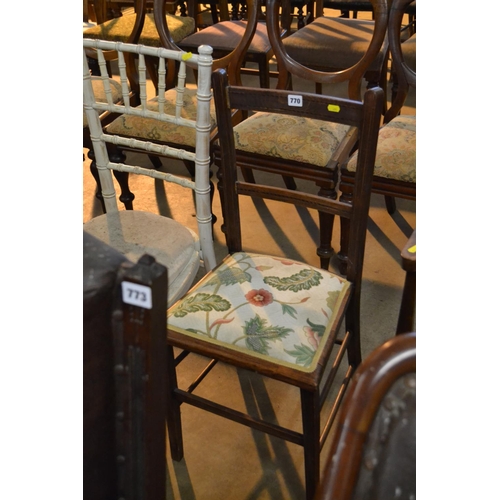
[304,326,320,349]
[245,289,274,307]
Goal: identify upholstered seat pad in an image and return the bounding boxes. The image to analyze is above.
[83,13,195,45]
[83,77,123,128]
[232,112,351,167]
[168,251,351,372]
[178,21,272,55]
[283,17,385,72]
[84,211,200,307]
[402,33,416,72]
[105,88,217,146]
[346,114,416,183]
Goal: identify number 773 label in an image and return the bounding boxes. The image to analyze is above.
[121,281,153,309]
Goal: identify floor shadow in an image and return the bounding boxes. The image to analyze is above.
[237,370,306,500]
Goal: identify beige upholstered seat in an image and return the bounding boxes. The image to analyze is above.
[346,113,416,183]
[83,11,195,45]
[83,77,122,128]
[83,39,216,307]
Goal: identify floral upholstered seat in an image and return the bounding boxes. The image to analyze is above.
[232,112,351,167]
[83,12,195,46]
[168,251,350,371]
[345,114,416,183]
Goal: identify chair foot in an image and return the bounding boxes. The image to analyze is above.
[385,195,397,214]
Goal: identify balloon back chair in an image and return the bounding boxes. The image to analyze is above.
[83,39,216,307]
[164,67,384,500]
[338,0,416,273]
[211,0,388,272]
[315,331,416,500]
[281,0,390,95]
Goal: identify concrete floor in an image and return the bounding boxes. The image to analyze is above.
[83,23,416,498]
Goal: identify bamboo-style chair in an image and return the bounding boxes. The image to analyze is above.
[164,67,384,500]
[83,39,216,306]
[99,0,263,219]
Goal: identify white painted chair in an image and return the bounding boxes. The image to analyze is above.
[83,39,217,307]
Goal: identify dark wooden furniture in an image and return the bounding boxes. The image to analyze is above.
[315,331,416,499]
[177,0,288,88]
[83,231,168,500]
[338,0,416,272]
[281,0,390,95]
[210,0,387,271]
[396,229,416,334]
[165,68,384,500]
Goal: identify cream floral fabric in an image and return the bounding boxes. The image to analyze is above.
[168,252,351,372]
[105,88,217,146]
[83,77,123,128]
[83,13,195,45]
[232,112,351,167]
[346,114,416,183]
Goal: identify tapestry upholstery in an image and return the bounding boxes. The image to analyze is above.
[232,112,351,167]
[168,252,351,372]
[105,88,217,146]
[346,114,416,183]
[83,12,195,45]
[83,77,123,128]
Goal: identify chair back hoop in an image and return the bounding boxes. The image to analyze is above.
[385,0,416,122]
[266,0,388,100]
[316,332,416,500]
[212,68,384,281]
[153,0,262,86]
[83,39,217,271]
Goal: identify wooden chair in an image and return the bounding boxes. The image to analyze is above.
[83,39,217,306]
[165,67,384,500]
[83,0,196,53]
[281,0,390,95]
[338,0,415,272]
[211,0,388,271]
[315,331,416,499]
[83,231,168,500]
[176,0,289,88]
[396,228,415,335]
[99,0,263,218]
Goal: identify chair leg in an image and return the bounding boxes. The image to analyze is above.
[385,195,397,214]
[108,145,135,210]
[316,184,336,270]
[301,388,320,500]
[396,269,416,334]
[165,345,185,461]
[258,60,270,89]
[88,147,135,211]
[337,184,353,275]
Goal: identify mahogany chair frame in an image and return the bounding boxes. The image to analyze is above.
[165,67,384,500]
[315,331,416,499]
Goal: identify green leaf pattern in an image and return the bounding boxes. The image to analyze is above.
[263,268,323,292]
